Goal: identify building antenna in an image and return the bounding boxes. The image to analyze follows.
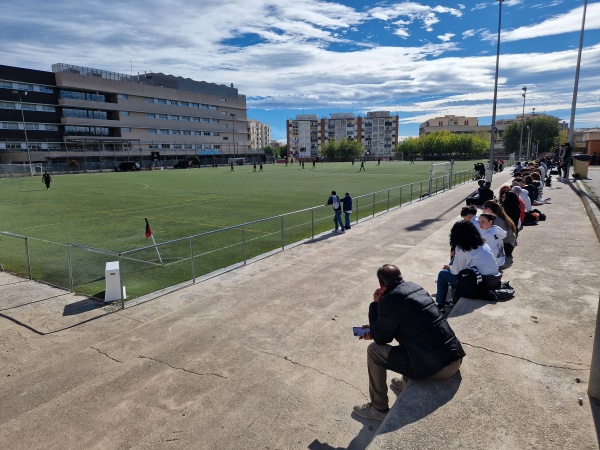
[130,60,133,76]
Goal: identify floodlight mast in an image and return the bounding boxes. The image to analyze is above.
[486,0,505,183]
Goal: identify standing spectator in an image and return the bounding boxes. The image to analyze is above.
[561,143,572,179]
[42,171,52,189]
[326,190,344,233]
[341,192,353,230]
[353,264,465,421]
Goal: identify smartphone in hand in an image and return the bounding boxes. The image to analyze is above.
[353,326,370,337]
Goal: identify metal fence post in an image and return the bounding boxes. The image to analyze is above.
[242,225,247,265]
[67,243,74,292]
[24,237,32,280]
[118,253,125,310]
[372,193,375,217]
[190,238,196,283]
[410,183,413,203]
[399,186,402,207]
[387,190,390,211]
[281,216,284,250]
[311,209,314,240]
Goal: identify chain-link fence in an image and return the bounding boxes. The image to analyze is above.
[0,169,471,306]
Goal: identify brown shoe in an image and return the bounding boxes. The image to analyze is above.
[390,377,406,391]
[353,402,388,421]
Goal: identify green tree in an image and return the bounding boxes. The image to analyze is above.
[503,116,559,156]
[396,132,487,160]
[338,138,364,161]
[320,140,338,161]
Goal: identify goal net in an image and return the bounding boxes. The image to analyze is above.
[228,158,245,166]
[0,164,44,178]
[428,161,452,195]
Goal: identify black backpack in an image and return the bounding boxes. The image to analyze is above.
[454,267,486,300]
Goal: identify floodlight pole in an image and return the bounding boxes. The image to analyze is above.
[12,90,32,175]
[486,0,505,183]
[568,0,587,146]
[519,87,527,163]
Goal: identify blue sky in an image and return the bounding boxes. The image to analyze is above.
[1,1,599,141]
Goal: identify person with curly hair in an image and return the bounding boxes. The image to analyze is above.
[435,221,499,310]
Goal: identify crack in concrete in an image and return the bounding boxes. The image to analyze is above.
[138,355,227,379]
[463,342,591,371]
[236,417,257,441]
[257,349,368,399]
[91,346,123,363]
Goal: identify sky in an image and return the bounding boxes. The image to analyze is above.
[1,1,599,141]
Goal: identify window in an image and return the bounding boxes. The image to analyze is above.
[203,131,211,136]
[156,98,167,104]
[2,122,20,129]
[118,94,128,99]
[120,111,129,116]
[148,129,157,134]
[146,113,156,119]
[122,127,131,132]
[220,98,226,102]
[222,124,228,128]
[144,97,154,103]
[0,101,16,109]
[158,114,167,120]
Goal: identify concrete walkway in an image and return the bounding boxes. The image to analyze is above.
[0,168,599,449]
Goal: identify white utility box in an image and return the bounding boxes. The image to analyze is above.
[105,261,126,303]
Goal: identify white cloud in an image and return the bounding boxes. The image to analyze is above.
[438,33,455,42]
[502,3,600,42]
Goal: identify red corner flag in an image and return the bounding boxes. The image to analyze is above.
[145,218,152,239]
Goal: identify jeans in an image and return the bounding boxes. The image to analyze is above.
[333,210,344,230]
[562,162,570,179]
[436,269,457,307]
[344,211,351,228]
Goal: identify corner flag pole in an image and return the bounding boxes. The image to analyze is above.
[145,218,163,266]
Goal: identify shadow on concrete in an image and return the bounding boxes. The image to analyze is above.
[589,396,600,445]
[404,194,471,232]
[303,231,346,244]
[0,292,70,312]
[450,298,495,318]
[376,372,462,435]
[63,297,105,316]
[308,420,377,450]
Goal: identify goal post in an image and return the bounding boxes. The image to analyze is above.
[227,158,245,166]
[0,163,44,178]
[428,161,452,195]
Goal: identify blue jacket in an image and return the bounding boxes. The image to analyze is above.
[341,195,352,212]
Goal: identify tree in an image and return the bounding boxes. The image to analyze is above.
[263,145,278,159]
[395,132,487,160]
[319,139,364,161]
[502,116,559,157]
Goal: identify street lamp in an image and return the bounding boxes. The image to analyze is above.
[518,87,527,163]
[528,107,535,161]
[12,90,33,174]
[486,0,505,182]
[230,113,236,157]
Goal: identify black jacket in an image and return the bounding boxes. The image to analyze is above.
[368,280,465,380]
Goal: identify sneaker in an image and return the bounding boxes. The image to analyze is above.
[390,377,406,391]
[345,225,351,229]
[353,403,388,421]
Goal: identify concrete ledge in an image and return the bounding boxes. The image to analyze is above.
[576,178,600,243]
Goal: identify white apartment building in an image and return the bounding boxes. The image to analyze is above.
[247,119,271,150]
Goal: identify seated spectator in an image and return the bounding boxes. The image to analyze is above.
[477,213,507,267]
[466,180,494,207]
[482,200,517,258]
[531,172,544,200]
[501,189,524,231]
[435,221,500,311]
[460,206,479,228]
[512,185,531,212]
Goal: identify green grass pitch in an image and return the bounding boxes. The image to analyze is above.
[0,160,477,299]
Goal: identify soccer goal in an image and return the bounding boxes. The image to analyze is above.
[428,161,452,196]
[228,158,245,166]
[0,163,44,178]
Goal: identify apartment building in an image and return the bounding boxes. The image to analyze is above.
[247,119,271,151]
[363,111,399,157]
[419,115,479,135]
[0,63,249,166]
[286,111,398,158]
